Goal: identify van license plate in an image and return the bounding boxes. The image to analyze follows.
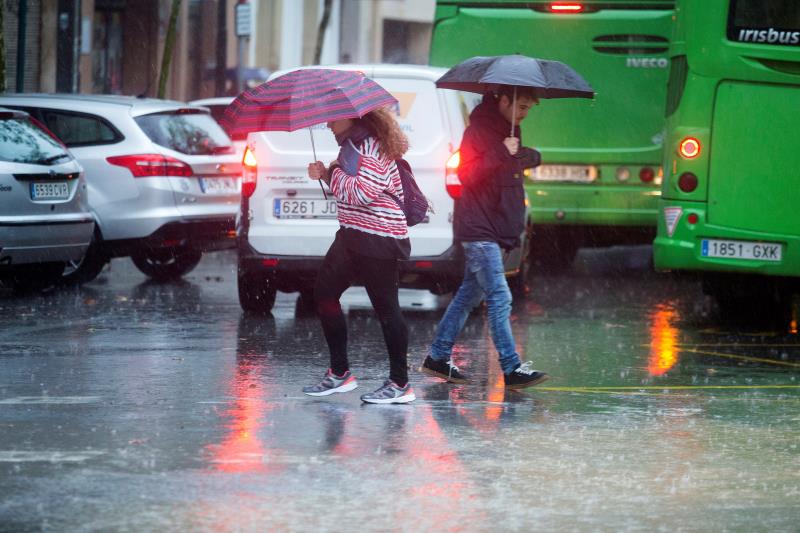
[31,182,69,200]
[200,177,239,195]
[529,165,597,182]
[701,239,782,262]
[274,198,337,219]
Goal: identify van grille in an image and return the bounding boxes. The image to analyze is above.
[592,34,669,55]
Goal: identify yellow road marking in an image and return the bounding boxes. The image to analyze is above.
[538,385,800,393]
[640,343,800,348]
[681,348,800,368]
[636,343,800,367]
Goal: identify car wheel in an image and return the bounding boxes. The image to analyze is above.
[131,247,202,281]
[10,263,65,294]
[509,256,529,299]
[61,230,108,286]
[510,224,532,299]
[238,265,277,314]
[295,287,317,315]
[529,226,578,272]
[703,275,791,325]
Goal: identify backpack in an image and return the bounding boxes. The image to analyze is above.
[338,138,431,226]
[389,158,432,227]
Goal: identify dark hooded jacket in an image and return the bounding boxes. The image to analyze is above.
[453,95,541,250]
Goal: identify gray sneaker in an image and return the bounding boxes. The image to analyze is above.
[360,380,416,404]
[303,369,358,397]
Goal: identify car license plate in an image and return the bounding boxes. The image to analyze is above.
[701,239,782,262]
[274,198,337,219]
[529,165,597,182]
[30,182,69,200]
[200,177,239,195]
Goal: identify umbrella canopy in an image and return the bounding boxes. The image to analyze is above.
[221,68,398,137]
[435,54,594,99]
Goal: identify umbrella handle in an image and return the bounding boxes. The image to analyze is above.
[510,86,517,138]
[309,128,328,200]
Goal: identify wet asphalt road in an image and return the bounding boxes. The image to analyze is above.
[1,248,799,532]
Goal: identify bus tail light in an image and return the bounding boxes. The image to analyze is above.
[639,167,655,183]
[242,147,258,199]
[615,166,630,182]
[678,172,698,192]
[679,137,701,159]
[107,154,193,177]
[445,151,462,199]
[550,3,584,12]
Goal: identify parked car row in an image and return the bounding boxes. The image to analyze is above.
[0,94,241,291]
[1,65,530,307]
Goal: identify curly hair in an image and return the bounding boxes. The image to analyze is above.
[360,106,409,161]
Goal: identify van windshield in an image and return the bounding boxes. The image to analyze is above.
[728,0,800,44]
[136,111,234,155]
[0,116,71,165]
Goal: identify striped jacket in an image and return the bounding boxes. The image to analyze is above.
[329,136,408,239]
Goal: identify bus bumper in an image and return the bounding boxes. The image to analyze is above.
[653,201,800,278]
[526,183,660,227]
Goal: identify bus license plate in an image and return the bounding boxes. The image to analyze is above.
[200,177,239,195]
[274,198,337,219]
[529,165,597,182]
[31,182,69,200]
[701,239,782,262]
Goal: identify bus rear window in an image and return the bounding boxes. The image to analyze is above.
[728,0,800,46]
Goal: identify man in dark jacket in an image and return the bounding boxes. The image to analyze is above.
[422,85,550,389]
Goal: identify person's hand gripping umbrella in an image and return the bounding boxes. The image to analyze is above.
[222,68,398,198]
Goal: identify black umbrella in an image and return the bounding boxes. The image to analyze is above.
[436,54,594,135]
[435,54,594,99]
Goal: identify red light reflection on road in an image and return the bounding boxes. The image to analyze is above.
[648,304,679,376]
[205,357,274,473]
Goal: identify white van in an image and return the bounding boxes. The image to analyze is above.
[237,64,530,313]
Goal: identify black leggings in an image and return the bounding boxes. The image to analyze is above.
[315,233,409,386]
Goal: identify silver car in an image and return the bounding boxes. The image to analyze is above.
[0,107,94,291]
[0,94,241,283]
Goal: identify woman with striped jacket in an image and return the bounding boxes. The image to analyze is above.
[302,107,415,405]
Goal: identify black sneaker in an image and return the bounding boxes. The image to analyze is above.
[504,362,549,389]
[420,356,470,384]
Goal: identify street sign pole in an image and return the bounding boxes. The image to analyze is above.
[235,1,252,93]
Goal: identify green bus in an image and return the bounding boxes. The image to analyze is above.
[653,0,800,315]
[430,0,675,266]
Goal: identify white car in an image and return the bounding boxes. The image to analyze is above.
[0,94,241,283]
[0,108,94,291]
[237,64,530,313]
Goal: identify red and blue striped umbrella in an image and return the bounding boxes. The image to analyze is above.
[221,68,398,137]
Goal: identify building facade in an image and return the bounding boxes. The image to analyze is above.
[2,0,435,101]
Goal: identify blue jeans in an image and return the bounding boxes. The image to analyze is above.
[430,241,521,374]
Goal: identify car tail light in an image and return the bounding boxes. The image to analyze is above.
[445,151,462,199]
[107,154,192,177]
[242,147,258,199]
[550,3,584,13]
[639,167,655,183]
[679,137,700,159]
[678,172,698,192]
